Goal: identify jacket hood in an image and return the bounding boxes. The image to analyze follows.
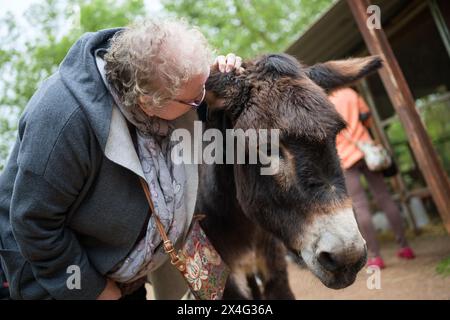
[59,28,123,150]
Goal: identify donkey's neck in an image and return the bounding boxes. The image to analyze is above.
[197,112,257,259]
[199,110,248,223]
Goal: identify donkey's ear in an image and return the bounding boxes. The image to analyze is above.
[204,90,226,110]
[305,56,382,92]
[205,69,249,111]
[205,70,233,110]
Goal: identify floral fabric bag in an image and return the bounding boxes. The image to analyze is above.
[139,178,230,300]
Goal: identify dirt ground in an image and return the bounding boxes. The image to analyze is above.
[288,232,450,300]
[146,229,450,300]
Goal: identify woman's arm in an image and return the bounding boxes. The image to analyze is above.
[10,107,108,299]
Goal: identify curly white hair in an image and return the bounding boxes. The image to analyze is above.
[104,18,213,112]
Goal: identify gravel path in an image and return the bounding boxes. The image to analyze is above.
[288,233,450,300]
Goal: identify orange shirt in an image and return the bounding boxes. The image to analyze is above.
[329,88,373,170]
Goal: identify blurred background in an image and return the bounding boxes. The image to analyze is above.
[0,0,449,299]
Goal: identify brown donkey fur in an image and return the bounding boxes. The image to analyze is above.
[196,54,382,299]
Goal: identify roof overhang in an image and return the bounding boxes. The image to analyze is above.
[285,0,412,64]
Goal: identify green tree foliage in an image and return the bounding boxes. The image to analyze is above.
[162,0,333,58]
[386,89,450,188]
[0,0,146,169]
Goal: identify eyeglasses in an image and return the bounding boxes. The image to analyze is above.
[172,85,206,109]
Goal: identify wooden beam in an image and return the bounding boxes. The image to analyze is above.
[358,79,419,234]
[347,0,450,233]
[428,0,450,59]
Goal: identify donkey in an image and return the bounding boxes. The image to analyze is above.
[196,53,382,299]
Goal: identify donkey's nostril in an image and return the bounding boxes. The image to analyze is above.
[317,251,344,273]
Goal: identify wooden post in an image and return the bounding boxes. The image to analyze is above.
[358,80,419,234]
[347,0,450,233]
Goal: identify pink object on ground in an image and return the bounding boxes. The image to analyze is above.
[367,256,386,269]
[397,247,415,259]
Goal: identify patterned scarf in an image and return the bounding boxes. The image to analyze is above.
[95,52,188,283]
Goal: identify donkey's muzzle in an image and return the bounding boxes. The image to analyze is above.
[298,206,367,289]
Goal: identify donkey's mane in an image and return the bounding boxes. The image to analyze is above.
[206,53,346,141]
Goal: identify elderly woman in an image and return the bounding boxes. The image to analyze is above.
[0,18,242,300]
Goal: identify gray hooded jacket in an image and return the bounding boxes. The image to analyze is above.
[0,28,198,300]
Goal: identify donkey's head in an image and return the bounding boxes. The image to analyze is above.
[205,53,382,289]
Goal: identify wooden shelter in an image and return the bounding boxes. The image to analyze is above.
[286,0,450,232]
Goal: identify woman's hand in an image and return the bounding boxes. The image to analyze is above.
[213,53,244,74]
[97,278,122,300]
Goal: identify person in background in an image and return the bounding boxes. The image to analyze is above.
[329,87,415,269]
